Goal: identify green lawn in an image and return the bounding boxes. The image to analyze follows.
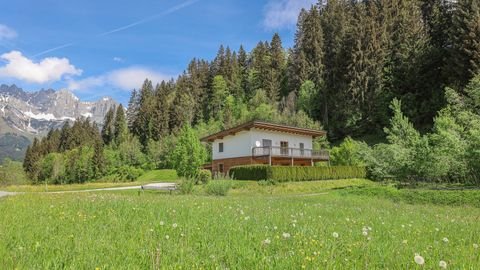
[1,180,479,269]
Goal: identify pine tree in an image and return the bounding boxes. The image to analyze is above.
[209,75,228,120]
[266,33,286,102]
[237,45,250,97]
[92,138,105,179]
[152,82,170,140]
[113,104,127,145]
[127,89,139,132]
[450,0,480,86]
[134,79,155,148]
[101,106,115,145]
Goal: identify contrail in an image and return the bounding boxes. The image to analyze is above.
[32,0,199,57]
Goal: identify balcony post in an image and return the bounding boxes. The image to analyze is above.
[290,148,294,166]
[269,146,272,166]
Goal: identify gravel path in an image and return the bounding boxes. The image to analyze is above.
[0,183,176,198]
[0,191,16,198]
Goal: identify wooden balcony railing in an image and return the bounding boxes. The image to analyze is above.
[252,146,329,160]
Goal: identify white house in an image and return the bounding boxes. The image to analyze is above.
[201,121,329,174]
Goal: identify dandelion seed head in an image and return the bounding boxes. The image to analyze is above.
[414,254,425,265]
[442,237,449,243]
[332,232,339,238]
[439,260,447,269]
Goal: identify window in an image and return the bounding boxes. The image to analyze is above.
[262,139,272,155]
[219,142,224,153]
[280,141,289,155]
[218,163,224,173]
[299,143,305,156]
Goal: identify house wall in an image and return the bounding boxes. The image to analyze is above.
[211,128,313,161]
[212,130,252,160]
[250,128,313,150]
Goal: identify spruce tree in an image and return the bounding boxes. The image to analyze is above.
[114,104,128,145]
[450,0,480,86]
[101,106,115,145]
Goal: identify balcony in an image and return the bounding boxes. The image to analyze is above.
[252,146,329,161]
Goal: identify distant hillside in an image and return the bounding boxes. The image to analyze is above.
[0,84,118,162]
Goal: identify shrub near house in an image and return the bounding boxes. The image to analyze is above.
[229,165,366,181]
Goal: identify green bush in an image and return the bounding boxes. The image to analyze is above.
[196,169,212,184]
[205,181,232,196]
[230,165,366,182]
[228,165,269,180]
[117,165,144,182]
[179,179,195,194]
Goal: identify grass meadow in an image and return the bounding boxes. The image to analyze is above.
[1,179,480,269]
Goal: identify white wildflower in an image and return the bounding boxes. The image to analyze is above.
[273,226,278,230]
[362,231,368,237]
[172,223,178,228]
[332,232,339,238]
[165,235,170,240]
[282,232,291,238]
[442,237,449,243]
[414,254,425,265]
[160,221,164,226]
[244,216,250,221]
[262,239,271,245]
[439,260,447,269]
[474,243,479,249]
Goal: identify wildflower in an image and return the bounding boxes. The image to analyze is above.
[414,254,425,265]
[159,221,164,226]
[439,260,447,269]
[367,237,371,241]
[474,243,479,249]
[262,239,271,245]
[165,235,170,240]
[362,231,368,237]
[172,223,178,228]
[149,229,154,232]
[282,232,291,238]
[273,226,278,230]
[180,233,185,237]
[435,228,440,232]
[402,240,408,244]
[332,232,339,238]
[244,216,250,221]
[442,237,449,243]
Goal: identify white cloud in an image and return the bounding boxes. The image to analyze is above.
[0,24,17,41]
[263,0,317,30]
[113,57,124,62]
[0,51,82,84]
[68,66,172,92]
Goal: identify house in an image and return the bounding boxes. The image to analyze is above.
[201,121,329,174]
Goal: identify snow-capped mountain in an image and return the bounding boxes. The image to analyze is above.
[0,84,117,135]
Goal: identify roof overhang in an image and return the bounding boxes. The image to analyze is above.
[200,121,327,142]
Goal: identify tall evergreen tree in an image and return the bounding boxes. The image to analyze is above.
[152,82,170,140]
[449,0,480,86]
[101,107,115,145]
[113,104,127,145]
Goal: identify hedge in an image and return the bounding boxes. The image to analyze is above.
[229,165,366,182]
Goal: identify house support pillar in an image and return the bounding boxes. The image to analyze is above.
[291,148,294,166]
[269,147,272,166]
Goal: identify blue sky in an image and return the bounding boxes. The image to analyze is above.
[0,0,316,104]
